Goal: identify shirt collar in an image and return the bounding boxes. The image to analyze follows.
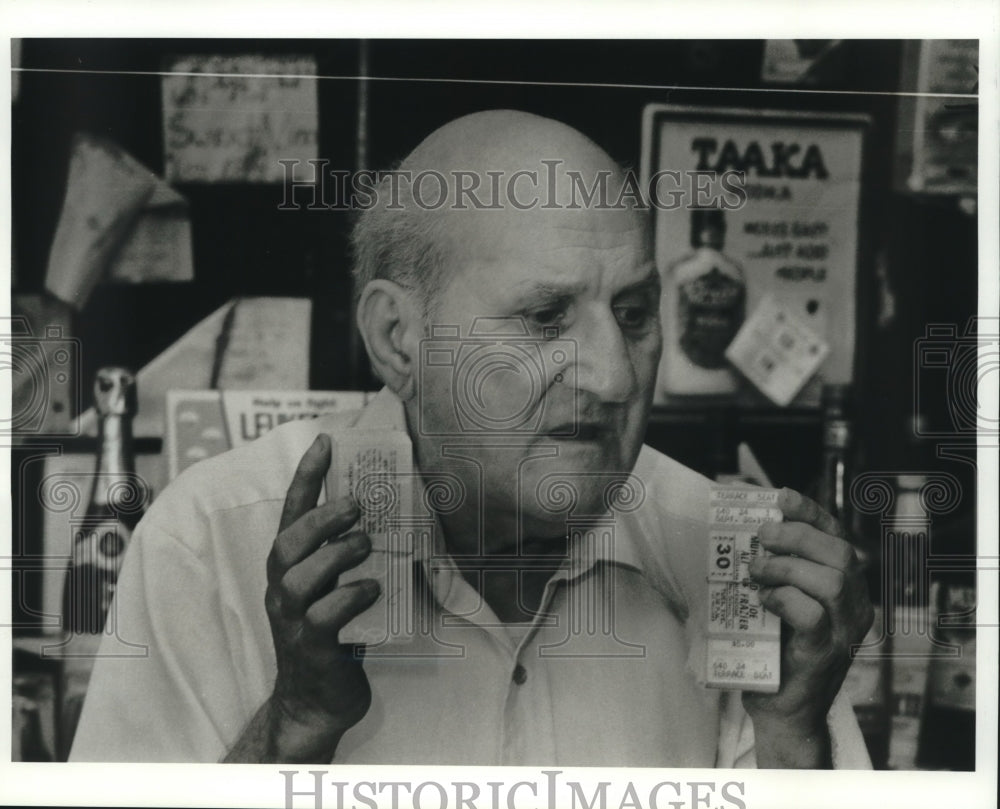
[351,385,410,431]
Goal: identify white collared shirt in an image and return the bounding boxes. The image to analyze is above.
[70,389,870,767]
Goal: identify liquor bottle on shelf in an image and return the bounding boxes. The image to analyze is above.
[817,383,853,528]
[917,572,977,770]
[58,367,148,758]
[816,384,877,632]
[819,383,890,766]
[884,472,934,770]
[658,207,746,397]
[12,674,54,762]
[61,368,145,635]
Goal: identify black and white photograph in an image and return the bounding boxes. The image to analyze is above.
[2,3,997,808]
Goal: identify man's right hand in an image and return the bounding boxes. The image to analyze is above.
[253,432,381,762]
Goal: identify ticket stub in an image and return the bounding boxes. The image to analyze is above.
[706,487,782,693]
[327,430,414,646]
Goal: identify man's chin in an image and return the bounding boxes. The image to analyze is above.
[521,477,623,522]
[534,443,635,482]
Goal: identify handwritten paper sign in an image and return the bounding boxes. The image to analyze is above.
[162,54,318,183]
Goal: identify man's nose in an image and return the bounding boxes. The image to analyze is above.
[561,311,638,403]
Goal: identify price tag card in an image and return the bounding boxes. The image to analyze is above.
[725,294,830,406]
[706,487,782,693]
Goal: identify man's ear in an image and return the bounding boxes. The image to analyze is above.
[356,280,422,401]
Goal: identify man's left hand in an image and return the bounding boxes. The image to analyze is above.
[743,487,875,766]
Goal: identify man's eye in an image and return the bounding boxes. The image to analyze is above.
[613,303,656,332]
[527,307,567,328]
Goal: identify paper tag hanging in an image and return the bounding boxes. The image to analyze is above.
[725,294,830,406]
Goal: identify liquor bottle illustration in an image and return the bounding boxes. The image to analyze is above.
[659,207,746,396]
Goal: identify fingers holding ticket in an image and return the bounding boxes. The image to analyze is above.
[742,487,874,739]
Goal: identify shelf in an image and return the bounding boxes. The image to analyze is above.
[648,404,822,427]
[8,435,163,454]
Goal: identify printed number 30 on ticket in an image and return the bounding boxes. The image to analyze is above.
[706,487,782,693]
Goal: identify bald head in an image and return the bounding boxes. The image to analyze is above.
[350,110,645,313]
[402,110,618,178]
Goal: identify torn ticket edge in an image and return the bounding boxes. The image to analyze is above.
[702,487,783,694]
[326,429,416,646]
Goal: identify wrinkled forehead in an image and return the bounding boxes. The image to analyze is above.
[450,201,649,261]
[441,193,652,269]
[402,156,649,252]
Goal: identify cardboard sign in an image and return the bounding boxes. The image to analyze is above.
[641,105,866,406]
[896,40,978,196]
[165,389,373,480]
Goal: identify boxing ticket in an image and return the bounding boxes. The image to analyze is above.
[705,487,782,693]
[327,430,415,646]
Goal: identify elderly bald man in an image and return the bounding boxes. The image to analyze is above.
[71,111,873,768]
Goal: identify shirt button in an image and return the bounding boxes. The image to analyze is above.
[512,664,527,685]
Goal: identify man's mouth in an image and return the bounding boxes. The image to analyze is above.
[544,422,610,441]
